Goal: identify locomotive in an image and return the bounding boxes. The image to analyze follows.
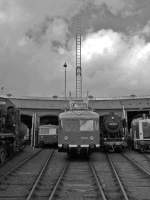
[0,100,26,163]
[130,116,150,152]
[58,100,100,155]
[100,112,127,151]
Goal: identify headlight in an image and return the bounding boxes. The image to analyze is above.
[90,136,94,140]
[64,136,68,140]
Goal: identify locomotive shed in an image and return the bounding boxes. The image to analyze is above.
[4,95,150,132]
[1,96,150,200]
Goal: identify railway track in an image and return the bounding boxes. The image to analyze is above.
[0,149,54,200]
[47,160,103,200]
[23,159,102,200]
[34,157,130,200]
[0,147,41,177]
[91,153,130,200]
[124,151,150,172]
[0,145,28,168]
[1,150,150,200]
[25,150,66,200]
[0,149,42,181]
[109,153,150,200]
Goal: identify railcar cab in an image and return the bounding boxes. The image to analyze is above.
[58,100,100,154]
[131,114,150,151]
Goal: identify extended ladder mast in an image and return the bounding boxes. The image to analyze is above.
[76,21,82,99]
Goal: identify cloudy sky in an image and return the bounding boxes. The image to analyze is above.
[1,0,150,97]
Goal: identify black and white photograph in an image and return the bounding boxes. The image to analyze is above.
[0,0,150,199]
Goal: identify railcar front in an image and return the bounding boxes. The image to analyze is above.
[58,110,100,154]
[38,124,58,147]
[131,118,150,152]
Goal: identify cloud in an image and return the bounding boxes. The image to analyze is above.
[0,0,29,25]
[92,0,137,16]
[25,16,70,52]
[81,28,150,96]
[82,30,124,61]
[0,0,150,97]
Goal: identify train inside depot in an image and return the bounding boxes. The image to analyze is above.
[99,112,128,152]
[0,98,26,163]
[38,124,58,147]
[58,100,100,155]
[130,114,150,152]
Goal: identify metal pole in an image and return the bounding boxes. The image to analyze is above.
[65,67,66,99]
[63,62,67,99]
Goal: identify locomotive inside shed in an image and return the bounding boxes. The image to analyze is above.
[127,110,149,131]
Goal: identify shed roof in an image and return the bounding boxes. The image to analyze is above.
[59,110,99,119]
[9,98,68,110]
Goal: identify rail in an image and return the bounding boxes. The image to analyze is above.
[107,154,129,200]
[48,162,69,200]
[26,150,55,200]
[88,162,107,200]
[122,153,150,177]
[0,149,42,183]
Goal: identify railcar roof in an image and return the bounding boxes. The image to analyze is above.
[59,110,99,119]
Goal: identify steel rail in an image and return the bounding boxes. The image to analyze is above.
[122,153,150,177]
[48,162,69,200]
[0,149,42,183]
[88,162,107,200]
[107,154,130,200]
[26,150,55,200]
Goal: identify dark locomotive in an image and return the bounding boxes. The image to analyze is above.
[100,112,127,151]
[0,100,26,163]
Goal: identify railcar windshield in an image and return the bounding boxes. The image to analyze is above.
[61,119,99,132]
[142,122,150,138]
[39,126,57,135]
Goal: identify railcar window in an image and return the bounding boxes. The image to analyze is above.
[80,120,93,131]
[61,119,99,132]
[61,119,79,132]
[80,120,99,131]
[39,127,56,135]
[95,120,99,131]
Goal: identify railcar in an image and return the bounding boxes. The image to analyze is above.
[100,112,127,152]
[130,117,150,151]
[38,124,58,147]
[0,102,26,163]
[58,109,100,154]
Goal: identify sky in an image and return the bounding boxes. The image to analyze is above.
[1,0,150,97]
